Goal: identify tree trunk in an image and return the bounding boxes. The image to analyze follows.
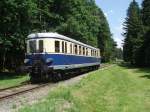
[2,48,6,71]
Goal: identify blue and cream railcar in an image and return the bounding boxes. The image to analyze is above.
[25,32,101,82]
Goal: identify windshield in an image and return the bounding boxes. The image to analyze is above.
[29,40,36,53]
[28,40,44,53]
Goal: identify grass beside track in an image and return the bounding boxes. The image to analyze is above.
[19,65,150,112]
[0,73,29,89]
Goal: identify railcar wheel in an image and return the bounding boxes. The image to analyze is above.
[52,72,62,82]
[30,75,40,83]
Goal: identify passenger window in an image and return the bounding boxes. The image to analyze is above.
[62,41,64,53]
[65,42,67,53]
[39,40,43,53]
[55,41,60,53]
[91,50,93,56]
[86,48,88,56]
[79,46,81,55]
[74,45,78,54]
[93,50,94,56]
[70,44,72,54]
[97,50,98,56]
[83,47,85,55]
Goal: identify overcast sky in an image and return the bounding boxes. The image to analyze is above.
[95,0,142,48]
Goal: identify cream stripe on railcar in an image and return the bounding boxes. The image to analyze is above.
[44,38,54,53]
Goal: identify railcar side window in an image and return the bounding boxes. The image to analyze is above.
[55,41,60,53]
[96,50,98,57]
[29,40,36,53]
[91,50,93,56]
[79,46,81,55]
[86,48,88,56]
[92,50,94,56]
[65,42,67,53]
[39,40,43,53]
[74,45,78,54]
[83,47,85,55]
[62,41,64,53]
[95,50,96,57]
[70,44,72,54]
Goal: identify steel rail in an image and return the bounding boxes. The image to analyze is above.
[0,64,111,101]
[0,83,51,100]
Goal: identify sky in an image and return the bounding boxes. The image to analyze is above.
[95,0,142,48]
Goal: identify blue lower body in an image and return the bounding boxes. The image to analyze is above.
[26,53,101,69]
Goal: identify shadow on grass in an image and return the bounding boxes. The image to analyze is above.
[118,62,150,80]
[0,72,26,80]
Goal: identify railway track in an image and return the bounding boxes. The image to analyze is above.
[0,64,112,101]
[0,82,29,92]
[0,83,51,100]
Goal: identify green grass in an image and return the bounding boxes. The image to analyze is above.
[19,65,150,112]
[0,73,29,89]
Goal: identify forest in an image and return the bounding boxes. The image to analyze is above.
[0,0,120,71]
[123,0,150,67]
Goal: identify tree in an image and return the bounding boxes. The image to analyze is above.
[97,8,117,62]
[49,0,100,47]
[115,48,123,60]
[0,0,37,70]
[142,0,150,29]
[141,0,150,66]
[123,0,144,65]
[0,0,117,70]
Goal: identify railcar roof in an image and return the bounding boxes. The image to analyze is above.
[28,32,99,50]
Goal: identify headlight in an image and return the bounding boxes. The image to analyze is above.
[46,58,53,64]
[24,59,30,64]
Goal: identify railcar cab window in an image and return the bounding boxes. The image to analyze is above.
[29,40,36,53]
[55,41,60,53]
[38,40,43,53]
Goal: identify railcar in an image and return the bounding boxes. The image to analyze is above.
[24,32,101,82]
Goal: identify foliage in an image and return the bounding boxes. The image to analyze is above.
[0,0,117,70]
[123,0,146,66]
[142,0,150,28]
[141,0,150,66]
[115,48,123,60]
[97,9,117,62]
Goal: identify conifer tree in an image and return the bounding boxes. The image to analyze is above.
[97,8,117,62]
[123,0,144,65]
[142,0,150,28]
[141,0,150,66]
